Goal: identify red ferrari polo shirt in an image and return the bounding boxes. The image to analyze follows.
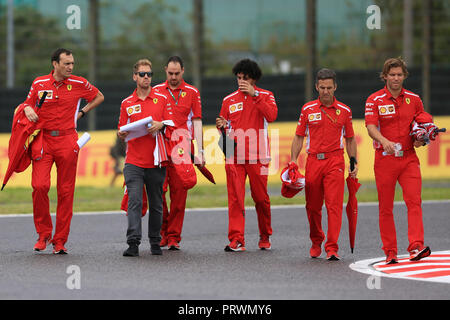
[153,80,201,139]
[295,97,354,154]
[118,88,169,168]
[365,86,425,151]
[23,71,99,130]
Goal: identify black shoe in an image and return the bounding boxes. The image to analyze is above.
[123,243,139,257]
[151,244,162,255]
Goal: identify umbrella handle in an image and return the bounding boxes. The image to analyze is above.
[350,156,357,172]
[37,91,48,108]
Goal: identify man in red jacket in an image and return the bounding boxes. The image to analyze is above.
[118,58,171,257]
[290,68,358,261]
[23,48,104,254]
[365,58,431,264]
[216,59,278,252]
[154,56,203,250]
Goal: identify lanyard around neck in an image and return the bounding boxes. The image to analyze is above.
[167,88,182,106]
[320,106,337,124]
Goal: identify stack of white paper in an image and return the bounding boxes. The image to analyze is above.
[119,116,153,142]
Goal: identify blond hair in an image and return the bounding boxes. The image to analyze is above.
[133,59,152,73]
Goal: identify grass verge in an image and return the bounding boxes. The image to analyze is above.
[1,180,449,214]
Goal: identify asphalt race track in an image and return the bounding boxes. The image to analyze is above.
[0,201,449,300]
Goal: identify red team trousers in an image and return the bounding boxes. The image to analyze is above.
[225,162,272,244]
[161,163,189,243]
[31,132,79,245]
[374,150,424,255]
[305,153,345,253]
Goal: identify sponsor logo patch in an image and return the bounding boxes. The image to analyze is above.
[229,102,243,114]
[308,113,322,122]
[127,104,141,116]
[378,104,395,115]
[38,90,53,100]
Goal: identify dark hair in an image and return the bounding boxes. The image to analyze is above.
[51,48,72,63]
[232,59,262,81]
[380,57,409,81]
[316,68,336,84]
[166,56,184,68]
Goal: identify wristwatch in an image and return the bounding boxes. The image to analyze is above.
[253,90,260,97]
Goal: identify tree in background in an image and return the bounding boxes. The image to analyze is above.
[0,5,81,87]
[99,0,191,82]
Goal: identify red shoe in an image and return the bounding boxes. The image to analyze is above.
[167,239,180,251]
[326,251,340,261]
[224,239,246,252]
[34,235,52,252]
[385,251,398,265]
[310,243,322,258]
[258,236,271,250]
[160,237,168,248]
[52,242,68,255]
[409,246,431,261]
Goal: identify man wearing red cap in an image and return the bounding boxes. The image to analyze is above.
[365,57,432,265]
[22,48,104,254]
[290,68,358,261]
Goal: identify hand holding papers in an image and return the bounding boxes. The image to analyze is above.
[119,116,153,142]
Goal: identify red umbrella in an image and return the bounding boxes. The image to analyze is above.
[2,92,47,190]
[195,164,216,184]
[345,158,361,253]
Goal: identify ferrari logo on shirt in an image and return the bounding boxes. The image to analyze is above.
[177,147,184,156]
[229,102,243,114]
[378,104,395,115]
[127,104,141,116]
[67,84,72,91]
[336,109,341,116]
[153,98,158,104]
[38,90,53,99]
[181,92,186,98]
[308,113,321,122]
[406,98,411,104]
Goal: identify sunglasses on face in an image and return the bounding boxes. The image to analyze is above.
[135,71,153,78]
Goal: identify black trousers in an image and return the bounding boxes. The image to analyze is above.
[123,163,166,245]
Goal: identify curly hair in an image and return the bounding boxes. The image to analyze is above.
[232,59,262,81]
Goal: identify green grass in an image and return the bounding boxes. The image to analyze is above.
[1,180,449,214]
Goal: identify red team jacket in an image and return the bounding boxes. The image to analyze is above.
[219,86,278,161]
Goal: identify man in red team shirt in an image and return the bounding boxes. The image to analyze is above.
[23,48,104,254]
[290,68,358,261]
[365,58,431,264]
[216,59,278,252]
[118,59,171,257]
[153,56,203,250]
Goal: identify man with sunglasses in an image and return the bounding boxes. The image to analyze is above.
[21,48,104,254]
[153,56,203,251]
[118,59,171,257]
